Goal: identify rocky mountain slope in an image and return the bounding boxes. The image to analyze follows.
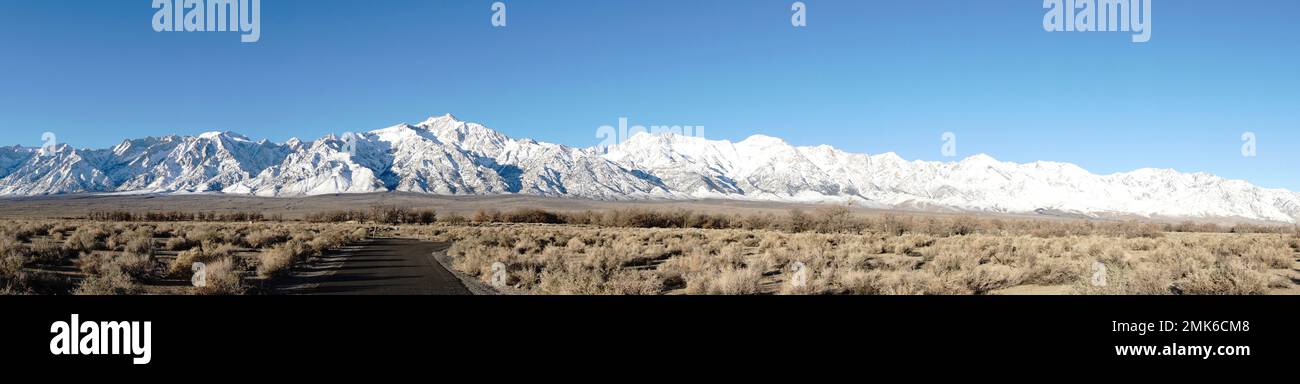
[3,115,1297,223]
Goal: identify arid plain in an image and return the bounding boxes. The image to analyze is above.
[1,194,1297,295]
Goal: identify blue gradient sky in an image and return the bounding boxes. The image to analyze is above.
[0,0,1297,189]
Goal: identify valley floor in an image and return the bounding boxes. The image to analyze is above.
[1,196,1297,295]
[407,223,1300,296]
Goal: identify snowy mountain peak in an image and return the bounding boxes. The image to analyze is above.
[415,114,466,130]
[0,115,1296,223]
[37,143,72,157]
[198,131,226,139]
[195,131,255,144]
[873,152,906,162]
[373,123,415,132]
[419,113,457,123]
[738,134,788,147]
[957,154,1004,169]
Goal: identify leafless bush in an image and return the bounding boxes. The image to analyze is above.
[74,266,140,295]
[119,228,155,257]
[837,270,966,295]
[86,210,265,222]
[500,208,565,224]
[472,209,502,223]
[424,221,1297,296]
[257,240,307,279]
[29,237,72,266]
[168,243,236,277]
[441,213,468,225]
[306,205,435,225]
[811,205,860,233]
[369,205,405,225]
[0,248,25,290]
[194,258,244,295]
[166,236,198,251]
[1171,259,1282,295]
[78,251,156,282]
[64,225,106,254]
[9,223,51,242]
[785,209,812,233]
[703,267,763,295]
[5,209,1295,296]
[245,228,289,249]
[1168,221,1223,233]
[957,264,1025,294]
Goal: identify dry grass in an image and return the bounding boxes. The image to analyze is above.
[1,208,1295,295]
[415,215,1298,296]
[0,219,372,295]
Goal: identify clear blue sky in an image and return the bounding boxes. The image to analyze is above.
[1,0,1297,189]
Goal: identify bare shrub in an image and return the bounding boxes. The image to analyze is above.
[307,230,348,255]
[350,228,369,242]
[838,270,966,295]
[13,223,51,241]
[785,209,812,233]
[75,267,140,295]
[0,250,25,290]
[535,268,662,295]
[441,213,468,225]
[168,243,235,277]
[1075,262,1169,295]
[704,267,762,295]
[472,209,501,223]
[64,225,106,254]
[245,228,289,249]
[1119,221,1165,239]
[29,237,72,266]
[812,205,860,233]
[11,206,1287,296]
[182,227,222,246]
[122,230,155,257]
[194,258,244,295]
[501,208,564,224]
[1171,259,1281,295]
[1239,239,1293,269]
[957,264,1025,294]
[427,219,1300,296]
[257,240,307,279]
[165,236,198,251]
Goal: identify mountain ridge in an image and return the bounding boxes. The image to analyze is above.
[2,115,1297,224]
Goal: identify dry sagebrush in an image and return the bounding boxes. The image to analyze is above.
[0,219,371,295]
[417,222,1297,296]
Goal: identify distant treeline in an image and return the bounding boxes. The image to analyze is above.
[83,205,1297,237]
[307,205,1300,237]
[85,211,280,222]
[304,205,438,225]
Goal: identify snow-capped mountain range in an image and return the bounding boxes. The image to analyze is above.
[2,114,1298,223]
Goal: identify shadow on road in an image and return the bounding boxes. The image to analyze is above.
[273,238,471,295]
